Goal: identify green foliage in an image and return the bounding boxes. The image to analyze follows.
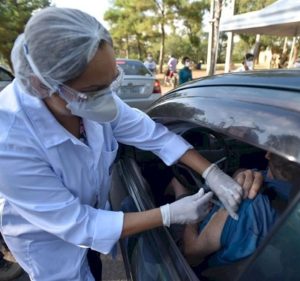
[104,0,210,70]
[0,0,51,66]
[165,32,207,64]
[235,0,277,14]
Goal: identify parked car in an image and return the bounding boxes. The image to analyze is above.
[116,59,161,110]
[110,69,300,281]
[0,66,14,91]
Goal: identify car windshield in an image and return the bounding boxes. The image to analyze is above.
[117,60,151,76]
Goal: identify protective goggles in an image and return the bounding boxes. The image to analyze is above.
[58,65,124,103]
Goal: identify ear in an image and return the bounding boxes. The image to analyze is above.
[29,75,51,98]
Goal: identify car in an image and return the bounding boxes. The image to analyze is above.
[116,59,161,110]
[109,69,300,281]
[0,66,14,91]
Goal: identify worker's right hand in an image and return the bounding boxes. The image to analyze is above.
[160,189,213,227]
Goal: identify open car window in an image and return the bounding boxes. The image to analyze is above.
[237,192,300,281]
[117,124,300,281]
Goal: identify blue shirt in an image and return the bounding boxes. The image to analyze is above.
[179,67,192,85]
[0,81,192,280]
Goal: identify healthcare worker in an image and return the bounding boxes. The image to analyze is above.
[0,7,244,281]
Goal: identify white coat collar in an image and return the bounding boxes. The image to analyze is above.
[14,81,85,149]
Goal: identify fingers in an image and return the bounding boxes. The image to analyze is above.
[194,188,204,199]
[194,190,213,208]
[227,208,239,221]
[236,170,251,199]
[234,170,264,199]
[223,201,239,220]
[231,184,243,203]
[200,191,213,203]
[248,171,264,199]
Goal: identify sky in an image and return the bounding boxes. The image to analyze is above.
[52,0,111,28]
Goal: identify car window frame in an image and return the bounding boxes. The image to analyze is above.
[0,67,14,81]
[236,188,300,280]
[116,157,200,281]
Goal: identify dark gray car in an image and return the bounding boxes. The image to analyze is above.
[0,66,13,91]
[110,69,300,281]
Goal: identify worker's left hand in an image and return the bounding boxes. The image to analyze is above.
[203,164,243,220]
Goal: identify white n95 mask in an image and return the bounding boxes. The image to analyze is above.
[66,90,118,123]
[58,65,124,123]
[246,60,253,70]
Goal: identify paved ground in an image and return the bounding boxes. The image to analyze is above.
[157,68,221,95]
[102,248,127,281]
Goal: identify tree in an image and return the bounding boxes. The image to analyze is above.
[176,0,210,63]
[105,0,210,73]
[0,0,51,68]
[104,1,158,60]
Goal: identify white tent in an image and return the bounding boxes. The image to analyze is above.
[220,0,300,36]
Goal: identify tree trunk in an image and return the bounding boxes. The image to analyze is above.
[136,36,142,60]
[207,0,223,76]
[159,25,165,73]
[126,35,129,58]
[159,16,165,74]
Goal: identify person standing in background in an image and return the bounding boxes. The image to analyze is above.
[144,53,157,75]
[179,57,193,85]
[234,53,254,72]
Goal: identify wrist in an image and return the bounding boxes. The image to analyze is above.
[160,204,171,227]
[202,163,216,179]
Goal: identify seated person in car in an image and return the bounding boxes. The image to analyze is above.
[169,152,299,268]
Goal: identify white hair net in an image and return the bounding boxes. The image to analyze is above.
[11,7,113,98]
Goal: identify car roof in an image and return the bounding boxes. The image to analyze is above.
[148,70,300,164]
[175,69,300,92]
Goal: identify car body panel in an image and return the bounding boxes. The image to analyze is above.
[147,71,300,163]
[110,69,300,281]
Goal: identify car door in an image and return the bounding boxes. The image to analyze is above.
[236,190,300,281]
[110,157,200,281]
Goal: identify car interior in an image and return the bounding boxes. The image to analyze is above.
[114,122,299,281]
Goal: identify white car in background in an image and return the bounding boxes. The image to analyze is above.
[116,58,161,111]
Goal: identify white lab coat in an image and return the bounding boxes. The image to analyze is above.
[0,81,192,280]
